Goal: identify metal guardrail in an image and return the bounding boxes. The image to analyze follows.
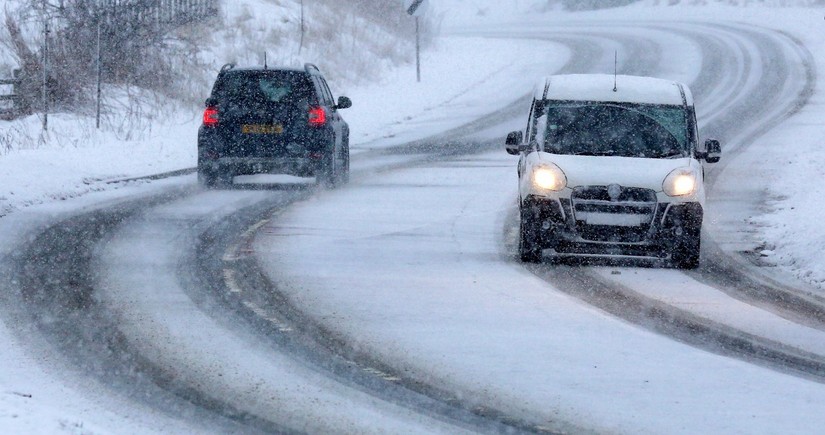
[0,70,21,119]
[95,0,219,27]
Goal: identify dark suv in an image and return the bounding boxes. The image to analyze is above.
[197,63,352,187]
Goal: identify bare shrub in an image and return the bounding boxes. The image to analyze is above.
[0,119,37,153]
[1,0,220,115]
[0,0,439,126]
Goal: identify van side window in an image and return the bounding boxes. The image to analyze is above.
[527,101,544,143]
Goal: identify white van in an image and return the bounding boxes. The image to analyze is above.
[506,74,721,268]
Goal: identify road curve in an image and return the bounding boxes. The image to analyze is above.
[1,20,820,434]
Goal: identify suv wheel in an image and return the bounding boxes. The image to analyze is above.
[198,169,219,189]
[518,205,543,263]
[671,229,701,269]
[199,165,231,189]
[339,142,350,185]
[318,150,338,188]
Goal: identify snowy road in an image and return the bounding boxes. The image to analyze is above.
[256,22,825,433]
[2,19,823,434]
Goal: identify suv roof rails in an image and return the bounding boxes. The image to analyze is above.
[220,63,235,73]
[304,63,321,74]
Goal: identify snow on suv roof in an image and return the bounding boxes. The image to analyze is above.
[535,74,692,106]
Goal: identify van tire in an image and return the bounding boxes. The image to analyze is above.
[519,206,543,263]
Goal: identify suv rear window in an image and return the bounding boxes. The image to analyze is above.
[211,71,316,105]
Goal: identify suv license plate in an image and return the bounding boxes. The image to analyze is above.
[242,124,283,134]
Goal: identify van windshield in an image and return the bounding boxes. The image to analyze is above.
[539,102,691,158]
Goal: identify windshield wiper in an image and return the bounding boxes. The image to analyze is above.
[558,150,618,157]
[655,150,687,158]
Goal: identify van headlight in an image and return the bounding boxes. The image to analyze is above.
[663,168,698,197]
[533,164,567,191]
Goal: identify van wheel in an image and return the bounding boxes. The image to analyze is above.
[519,206,543,263]
[672,230,701,269]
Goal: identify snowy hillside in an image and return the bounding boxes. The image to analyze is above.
[200,0,429,91]
[437,0,825,20]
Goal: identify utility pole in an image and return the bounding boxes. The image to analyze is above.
[299,0,305,54]
[415,16,420,82]
[405,0,426,83]
[42,20,49,131]
[96,21,102,129]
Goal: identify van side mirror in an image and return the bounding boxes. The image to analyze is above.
[505,131,524,155]
[703,138,721,163]
[336,96,352,109]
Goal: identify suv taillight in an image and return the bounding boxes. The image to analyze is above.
[203,106,219,127]
[308,106,326,127]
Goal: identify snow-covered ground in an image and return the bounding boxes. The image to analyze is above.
[4,0,825,432]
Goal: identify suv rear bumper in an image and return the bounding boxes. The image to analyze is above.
[199,156,323,178]
[198,126,332,178]
[523,195,703,259]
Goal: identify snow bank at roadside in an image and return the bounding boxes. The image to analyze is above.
[0,111,197,217]
[433,0,822,27]
[343,37,570,148]
[622,5,825,292]
[744,93,825,288]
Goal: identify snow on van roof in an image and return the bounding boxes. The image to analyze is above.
[534,74,692,106]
